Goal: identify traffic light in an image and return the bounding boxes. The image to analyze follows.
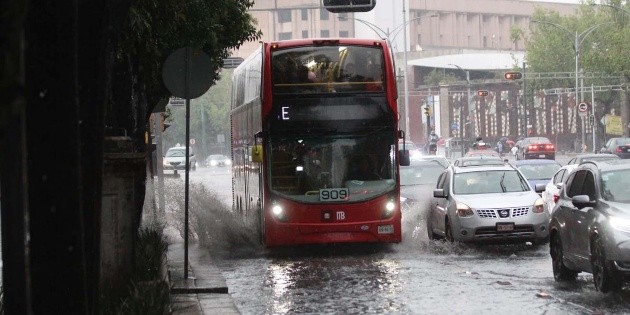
[504,72,523,80]
[476,90,489,97]
[423,106,431,116]
[323,0,376,13]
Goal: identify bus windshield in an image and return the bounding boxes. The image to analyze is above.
[268,131,397,203]
[272,44,385,94]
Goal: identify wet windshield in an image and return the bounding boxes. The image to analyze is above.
[516,163,561,180]
[601,169,630,203]
[453,170,530,194]
[268,132,396,202]
[166,149,185,157]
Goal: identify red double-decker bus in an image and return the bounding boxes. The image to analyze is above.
[230,38,409,247]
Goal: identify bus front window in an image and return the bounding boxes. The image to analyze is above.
[268,133,396,203]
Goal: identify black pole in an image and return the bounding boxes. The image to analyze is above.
[184,47,191,279]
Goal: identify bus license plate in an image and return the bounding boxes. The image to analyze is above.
[378,225,394,234]
[319,188,349,202]
[496,223,514,232]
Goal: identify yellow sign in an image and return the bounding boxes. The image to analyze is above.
[605,115,623,135]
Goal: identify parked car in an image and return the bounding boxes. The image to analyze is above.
[516,137,555,160]
[399,160,448,211]
[599,137,630,159]
[204,154,231,167]
[427,163,549,244]
[163,146,196,171]
[549,159,630,292]
[511,159,562,192]
[566,153,620,165]
[542,164,578,215]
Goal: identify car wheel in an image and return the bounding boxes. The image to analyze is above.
[444,218,454,242]
[591,236,622,293]
[550,234,578,281]
[426,215,441,241]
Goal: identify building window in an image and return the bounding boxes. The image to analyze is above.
[483,36,487,48]
[301,9,308,21]
[278,9,291,23]
[302,30,308,38]
[320,8,329,20]
[417,34,422,45]
[320,30,330,38]
[279,32,292,40]
[339,31,349,38]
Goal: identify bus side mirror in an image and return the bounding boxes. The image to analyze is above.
[251,144,263,163]
[399,149,410,166]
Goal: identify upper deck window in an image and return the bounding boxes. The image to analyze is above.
[271,45,385,94]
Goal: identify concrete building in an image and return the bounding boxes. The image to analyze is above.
[233,0,583,145]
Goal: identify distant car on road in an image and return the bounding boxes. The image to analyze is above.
[549,159,630,293]
[516,137,555,160]
[408,155,450,168]
[163,146,197,171]
[465,149,500,158]
[452,156,505,167]
[204,154,231,167]
[427,163,549,245]
[511,159,562,192]
[566,153,620,165]
[599,137,630,159]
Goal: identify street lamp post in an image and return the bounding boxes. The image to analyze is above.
[448,64,470,157]
[341,10,436,136]
[532,20,612,150]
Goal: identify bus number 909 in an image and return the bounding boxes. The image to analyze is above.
[320,188,349,202]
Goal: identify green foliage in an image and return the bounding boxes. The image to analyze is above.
[121,0,261,107]
[424,69,460,86]
[162,69,234,157]
[525,2,630,97]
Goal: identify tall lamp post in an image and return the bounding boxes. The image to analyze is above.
[341,10,436,135]
[448,64,470,156]
[532,20,612,149]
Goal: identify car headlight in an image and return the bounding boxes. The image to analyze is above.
[163,159,169,166]
[210,160,218,166]
[533,198,545,213]
[225,160,232,165]
[610,216,630,233]
[456,202,474,217]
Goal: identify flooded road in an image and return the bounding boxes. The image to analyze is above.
[185,159,630,314]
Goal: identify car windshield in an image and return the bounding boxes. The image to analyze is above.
[400,162,445,186]
[601,169,630,203]
[209,155,227,160]
[516,163,561,180]
[453,170,530,194]
[166,149,185,157]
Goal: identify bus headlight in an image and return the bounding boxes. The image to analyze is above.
[271,204,287,221]
[382,200,396,218]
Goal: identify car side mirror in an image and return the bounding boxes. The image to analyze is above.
[534,183,546,193]
[433,188,447,198]
[555,182,564,190]
[399,149,410,166]
[571,195,596,209]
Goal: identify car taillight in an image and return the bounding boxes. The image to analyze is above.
[544,144,554,150]
[553,194,559,204]
[616,147,622,153]
[528,145,537,151]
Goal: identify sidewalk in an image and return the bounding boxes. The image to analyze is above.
[167,236,240,314]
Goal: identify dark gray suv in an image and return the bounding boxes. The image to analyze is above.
[550,159,630,292]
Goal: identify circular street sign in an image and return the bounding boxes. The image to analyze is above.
[578,102,588,112]
[190,138,196,145]
[162,47,213,99]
